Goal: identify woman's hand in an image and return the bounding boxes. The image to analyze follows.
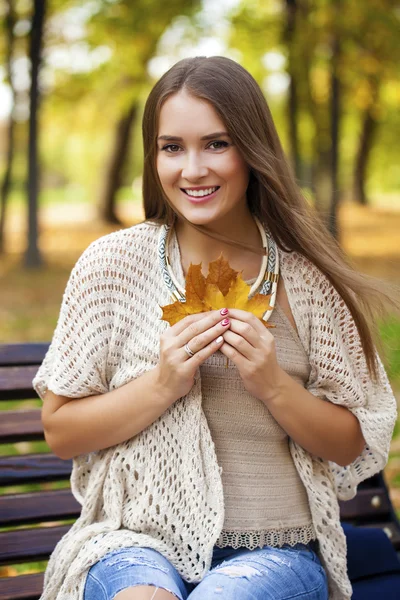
[156,308,231,403]
[218,308,285,404]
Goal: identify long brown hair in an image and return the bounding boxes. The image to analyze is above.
[141,55,399,381]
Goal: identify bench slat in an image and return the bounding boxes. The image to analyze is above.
[0,344,49,367]
[0,525,71,566]
[0,489,80,526]
[0,410,43,444]
[0,368,40,401]
[339,488,391,521]
[0,572,44,600]
[0,453,72,486]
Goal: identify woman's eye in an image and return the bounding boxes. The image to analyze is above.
[161,144,180,153]
[209,141,228,150]
[160,141,229,153]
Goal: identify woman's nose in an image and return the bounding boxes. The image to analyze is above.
[181,152,208,180]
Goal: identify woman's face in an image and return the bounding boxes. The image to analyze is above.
[156,90,251,229]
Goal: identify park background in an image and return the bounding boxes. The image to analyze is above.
[0,0,399,577]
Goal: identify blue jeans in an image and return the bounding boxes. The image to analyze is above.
[84,541,328,599]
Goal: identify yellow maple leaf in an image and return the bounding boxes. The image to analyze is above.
[159,254,275,366]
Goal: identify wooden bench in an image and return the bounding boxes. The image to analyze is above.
[1,342,400,600]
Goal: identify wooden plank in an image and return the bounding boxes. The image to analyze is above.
[0,525,71,566]
[339,489,391,521]
[0,572,44,600]
[0,367,40,401]
[0,344,49,367]
[358,473,381,489]
[0,489,80,526]
[0,410,43,444]
[0,454,72,486]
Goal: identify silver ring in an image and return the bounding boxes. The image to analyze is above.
[184,342,196,357]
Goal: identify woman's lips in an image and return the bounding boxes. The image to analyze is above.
[181,187,220,204]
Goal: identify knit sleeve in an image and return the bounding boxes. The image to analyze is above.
[32,240,111,402]
[304,266,398,501]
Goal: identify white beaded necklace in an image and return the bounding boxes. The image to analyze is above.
[158,215,280,322]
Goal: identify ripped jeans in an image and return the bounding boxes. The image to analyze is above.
[83,541,328,599]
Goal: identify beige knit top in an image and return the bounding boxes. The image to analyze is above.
[201,276,316,549]
[31,222,397,600]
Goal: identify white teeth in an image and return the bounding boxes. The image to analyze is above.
[184,187,218,197]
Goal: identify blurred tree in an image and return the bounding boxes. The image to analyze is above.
[328,2,342,240]
[25,0,46,268]
[100,87,139,224]
[0,0,203,255]
[228,0,400,238]
[80,0,202,223]
[0,0,16,255]
[290,0,344,237]
[227,0,341,224]
[283,0,300,180]
[353,75,380,206]
[2,0,398,253]
[349,1,400,206]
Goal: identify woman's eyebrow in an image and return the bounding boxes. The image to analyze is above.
[157,131,230,141]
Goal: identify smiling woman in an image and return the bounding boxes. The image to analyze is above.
[154,91,265,284]
[156,92,252,243]
[32,56,398,600]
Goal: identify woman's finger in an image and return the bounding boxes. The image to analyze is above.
[224,308,271,337]
[227,317,259,348]
[221,329,255,360]
[177,311,230,348]
[165,310,212,336]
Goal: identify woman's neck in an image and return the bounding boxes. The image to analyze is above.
[174,213,265,279]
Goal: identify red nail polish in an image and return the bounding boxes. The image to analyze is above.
[221,318,230,326]
[220,308,228,316]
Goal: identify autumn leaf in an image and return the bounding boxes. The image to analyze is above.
[159,254,275,366]
[206,255,238,296]
[160,252,275,325]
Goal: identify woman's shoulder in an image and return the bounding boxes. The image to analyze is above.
[86,220,160,252]
[279,247,334,296]
[279,248,316,289]
[74,221,161,269]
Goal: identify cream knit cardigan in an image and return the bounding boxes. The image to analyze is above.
[33,220,397,600]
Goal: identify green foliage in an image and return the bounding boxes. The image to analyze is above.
[379,317,400,382]
[392,418,399,442]
[2,0,400,208]
[225,0,400,191]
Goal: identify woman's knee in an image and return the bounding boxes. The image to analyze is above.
[189,545,328,599]
[114,585,178,599]
[84,547,187,600]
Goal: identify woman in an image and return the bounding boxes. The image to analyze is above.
[33,56,398,600]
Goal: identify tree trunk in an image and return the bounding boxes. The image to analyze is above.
[329,34,341,241]
[311,83,331,218]
[296,0,320,202]
[285,0,301,181]
[99,101,138,224]
[313,146,332,218]
[25,0,46,268]
[0,0,16,255]
[353,79,380,206]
